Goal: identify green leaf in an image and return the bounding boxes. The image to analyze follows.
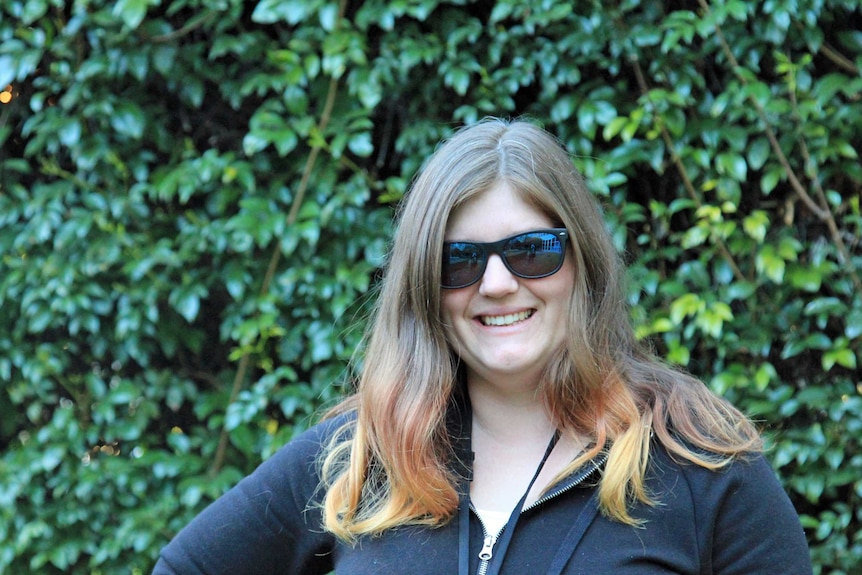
[755,244,787,283]
[754,362,778,391]
[550,94,577,123]
[681,223,709,248]
[489,2,513,23]
[252,0,316,24]
[823,348,856,370]
[836,140,859,159]
[112,0,156,29]
[670,293,704,323]
[726,0,748,20]
[716,151,747,181]
[742,210,769,243]
[602,116,629,141]
[58,119,82,147]
[760,167,783,194]
[781,333,832,359]
[804,297,844,317]
[20,0,49,25]
[747,137,771,170]
[724,281,756,300]
[666,339,690,365]
[40,447,65,471]
[319,3,338,31]
[788,265,824,292]
[0,55,16,89]
[443,66,470,96]
[168,285,204,323]
[110,102,146,139]
[347,132,373,157]
[694,301,733,338]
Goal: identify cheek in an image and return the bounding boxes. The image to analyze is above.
[440,294,454,324]
[440,292,470,348]
[556,257,577,298]
[544,268,575,328]
[440,291,466,323]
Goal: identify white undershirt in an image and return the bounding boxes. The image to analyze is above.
[474,507,511,537]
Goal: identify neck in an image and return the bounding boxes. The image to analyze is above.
[467,377,556,445]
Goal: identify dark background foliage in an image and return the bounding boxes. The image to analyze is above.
[1,0,860,572]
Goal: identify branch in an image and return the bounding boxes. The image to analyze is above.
[208,0,349,478]
[286,77,341,226]
[629,56,747,283]
[818,42,861,76]
[150,12,218,43]
[796,127,862,291]
[697,0,861,292]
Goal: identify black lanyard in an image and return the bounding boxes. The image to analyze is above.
[457,429,561,575]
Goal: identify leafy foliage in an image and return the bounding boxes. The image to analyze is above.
[1,0,860,572]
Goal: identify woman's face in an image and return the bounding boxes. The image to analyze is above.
[440,181,575,392]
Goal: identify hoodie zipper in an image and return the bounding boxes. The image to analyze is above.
[472,452,607,575]
[522,452,607,514]
[472,508,502,575]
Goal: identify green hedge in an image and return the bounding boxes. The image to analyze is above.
[1,0,860,572]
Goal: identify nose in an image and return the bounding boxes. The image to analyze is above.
[478,254,519,297]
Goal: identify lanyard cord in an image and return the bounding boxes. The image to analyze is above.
[458,429,561,575]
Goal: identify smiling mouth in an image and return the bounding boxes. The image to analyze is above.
[479,310,534,326]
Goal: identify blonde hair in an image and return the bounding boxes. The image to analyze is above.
[320,117,761,539]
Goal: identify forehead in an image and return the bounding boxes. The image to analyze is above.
[444,182,554,241]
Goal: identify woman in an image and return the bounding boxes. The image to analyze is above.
[154,118,812,574]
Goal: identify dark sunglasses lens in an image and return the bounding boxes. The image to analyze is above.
[504,232,565,277]
[442,243,485,288]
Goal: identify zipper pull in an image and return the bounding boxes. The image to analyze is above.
[478,535,495,561]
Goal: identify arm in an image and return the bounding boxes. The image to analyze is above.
[152,423,338,575]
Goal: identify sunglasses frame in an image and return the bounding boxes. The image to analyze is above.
[441,228,569,289]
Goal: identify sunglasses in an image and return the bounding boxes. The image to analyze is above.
[441,228,569,289]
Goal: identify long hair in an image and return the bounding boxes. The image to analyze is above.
[320,117,761,539]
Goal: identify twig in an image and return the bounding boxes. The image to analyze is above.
[151,12,218,43]
[286,77,341,226]
[696,0,861,292]
[209,0,348,478]
[818,42,861,76]
[629,57,747,283]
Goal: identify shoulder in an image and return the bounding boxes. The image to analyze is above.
[254,411,356,491]
[212,415,350,534]
[204,410,357,526]
[644,442,812,574]
[644,441,786,515]
[153,412,355,575]
[277,411,355,460]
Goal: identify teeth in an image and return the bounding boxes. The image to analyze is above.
[480,310,533,326]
